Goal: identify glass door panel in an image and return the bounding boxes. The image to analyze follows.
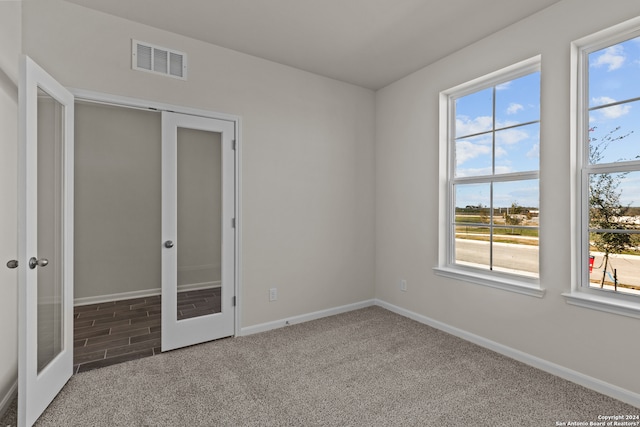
[176,128,222,320]
[36,88,64,374]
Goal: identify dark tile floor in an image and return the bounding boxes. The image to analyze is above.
[73,288,221,373]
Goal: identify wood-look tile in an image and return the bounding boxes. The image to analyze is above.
[72,290,222,372]
[109,323,151,334]
[95,301,117,309]
[75,337,131,355]
[112,310,152,321]
[76,349,154,373]
[130,313,160,325]
[75,310,116,321]
[74,349,106,365]
[85,328,151,346]
[74,305,100,313]
[74,319,95,329]
[130,331,160,344]
[91,317,132,327]
[106,338,161,358]
[194,300,215,308]
[179,307,217,320]
[74,327,111,340]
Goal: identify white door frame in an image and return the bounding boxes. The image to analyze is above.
[70,89,242,338]
[18,56,75,427]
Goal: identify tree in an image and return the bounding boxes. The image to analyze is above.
[504,201,522,234]
[588,126,634,287]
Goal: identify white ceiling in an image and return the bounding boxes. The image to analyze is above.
[64,0,562,90]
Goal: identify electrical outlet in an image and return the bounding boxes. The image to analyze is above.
[269,287,278,301]
[400,279,407,292]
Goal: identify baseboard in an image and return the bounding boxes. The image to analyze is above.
[374,299,640,409]
[74,282,221,306]
[240,299,376,336]
[0,379,17,421]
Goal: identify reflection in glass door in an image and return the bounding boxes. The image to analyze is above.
[176,128,222,321]
[36,88,64,373]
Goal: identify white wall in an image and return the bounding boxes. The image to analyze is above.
[22,0,376,327]
[74,103,162,299]
[375,0,640,398]
[0,0,20,416]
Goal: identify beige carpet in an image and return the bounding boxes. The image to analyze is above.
[2,306,637,426]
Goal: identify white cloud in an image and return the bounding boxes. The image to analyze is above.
[455,140,491,166]
[591,96,632,119]
[495,128,529,146]
[496,82,511,91]
[526,143,540,159]
[494,166,513,174]
[591,45,626,71]
[506,103,524,115]
[456,115,492,136]
[456,166,494,178]
[601,104,632,119]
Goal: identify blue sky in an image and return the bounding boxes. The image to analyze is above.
[454,72,541,209]
[454,35,640,210]
[589,35,640,207]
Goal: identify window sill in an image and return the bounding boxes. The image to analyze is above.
[562,292,640,320]
[433,266,545,298]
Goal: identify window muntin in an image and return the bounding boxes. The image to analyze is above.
[582,34,640,298]
[451,70,540,279]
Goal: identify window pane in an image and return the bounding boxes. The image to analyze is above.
[589,171,640,232]
[455,87,493,138]
[492,227,539,277]
[493,180,540,217]
[454,133,493,177]
[455,183,491,221]
[588,99,640,164]
[589,36,640,108]
[494,122,540,174]
[455,225,490,270]
[588,240,640,296]
[495,72,540,127]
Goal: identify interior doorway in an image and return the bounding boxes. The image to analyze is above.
[72,100,237,373]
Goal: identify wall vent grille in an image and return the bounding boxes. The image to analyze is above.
[132,40,187,80]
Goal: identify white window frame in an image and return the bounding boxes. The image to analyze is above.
[564,17,640,319]
[434,56,544,298]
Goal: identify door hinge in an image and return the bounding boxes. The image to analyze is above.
[232,296,236,306]
[232,218,236,228]
[232,139,237,151]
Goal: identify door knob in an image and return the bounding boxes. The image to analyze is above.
[29,257,49,269]
[6,260,18,269]
[164,240,174,248]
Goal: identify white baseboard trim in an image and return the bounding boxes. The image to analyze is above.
[240,299,376,336]
[374,299,640,409]
[0,379,17,421]
[179,281,221,292]
[74,282,221,306]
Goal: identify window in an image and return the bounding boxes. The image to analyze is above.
[436,57,542,297]
[578,30,640,300]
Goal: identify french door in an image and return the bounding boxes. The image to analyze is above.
[17,56,74,427]
[161,112,236,351]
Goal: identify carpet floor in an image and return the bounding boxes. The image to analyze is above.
[1,306,637,426]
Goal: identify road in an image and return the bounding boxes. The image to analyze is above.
[455,238,538,275]
[455,239,640,290]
